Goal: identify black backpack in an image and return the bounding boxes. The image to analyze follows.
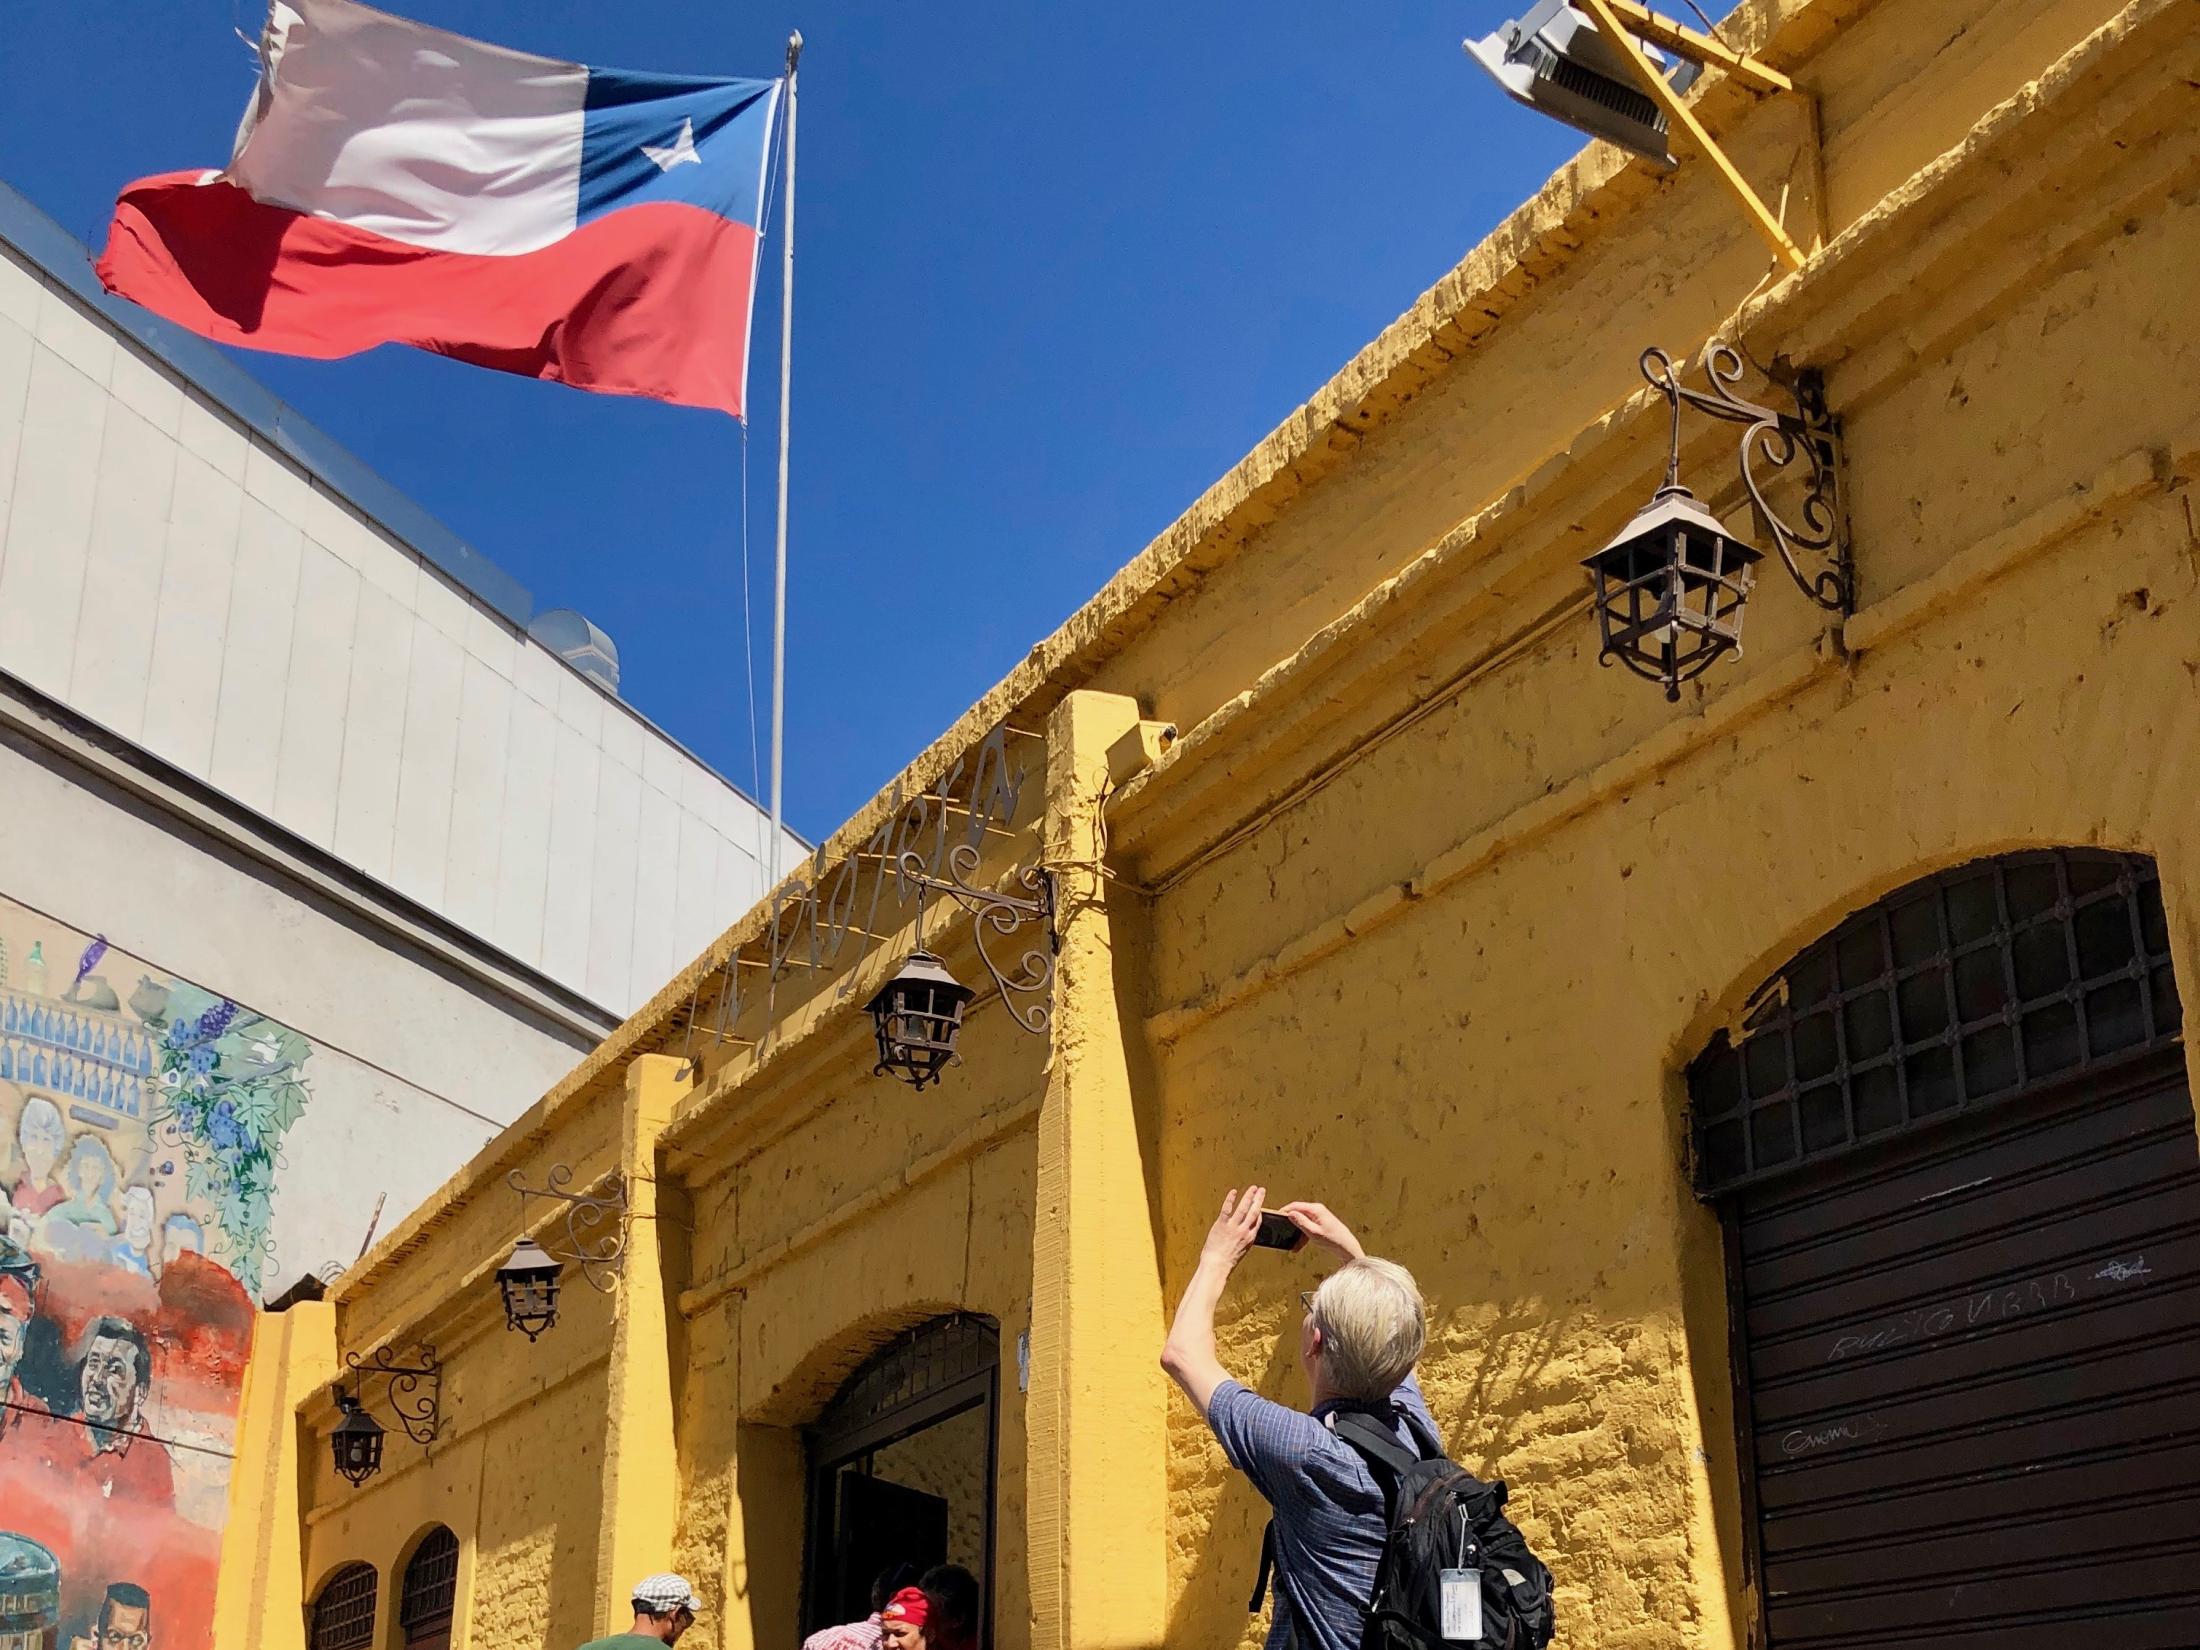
[1328,1411,1556,1650]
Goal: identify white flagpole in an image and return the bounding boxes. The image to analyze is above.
[769,31,801,885]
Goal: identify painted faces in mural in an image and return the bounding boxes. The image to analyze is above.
[1,908,316,1649]
[1,1263,34,1410]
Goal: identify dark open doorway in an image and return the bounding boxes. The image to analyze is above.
[803,1314,999,1646]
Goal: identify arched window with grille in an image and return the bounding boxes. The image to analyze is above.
[1687,848,2199,1645]
[400,1527,459,1650]
[307,1562,377,1650]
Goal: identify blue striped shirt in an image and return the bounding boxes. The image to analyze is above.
[1206,1374,1444,1650]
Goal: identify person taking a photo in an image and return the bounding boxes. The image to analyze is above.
[1161,1190,1439,1650]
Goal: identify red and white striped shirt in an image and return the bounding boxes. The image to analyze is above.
[801,1615,883,1650]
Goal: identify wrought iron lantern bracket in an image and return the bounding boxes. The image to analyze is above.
[507,1165,629,1293]
[895,844,1058,1036]
[341,1344,443,1447]
[1642,344,1852,615]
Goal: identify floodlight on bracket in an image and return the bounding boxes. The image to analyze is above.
[1465,0,1811,272]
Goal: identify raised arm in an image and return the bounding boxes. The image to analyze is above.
[1160,1184,1266,1413]
[1277,1200,1365,1261]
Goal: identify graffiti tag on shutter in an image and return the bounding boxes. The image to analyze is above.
[1822,1255,2154,1364]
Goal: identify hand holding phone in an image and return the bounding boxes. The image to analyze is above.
[1252,1210,1309,1251]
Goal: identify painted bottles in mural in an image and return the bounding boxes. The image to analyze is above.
[23,943,45,999]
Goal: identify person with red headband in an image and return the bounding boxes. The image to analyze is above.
[801,1562,920,1650]
[876,1586,933,1650]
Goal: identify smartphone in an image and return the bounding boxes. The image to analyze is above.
[1253,1210,1308,1252]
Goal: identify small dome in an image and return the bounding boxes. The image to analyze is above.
[527,608,620,693]
[0,1532,61,1628]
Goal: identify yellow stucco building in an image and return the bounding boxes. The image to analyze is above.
[214,0,2200,1645]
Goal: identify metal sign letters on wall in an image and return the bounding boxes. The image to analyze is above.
[699,724,1035,1054]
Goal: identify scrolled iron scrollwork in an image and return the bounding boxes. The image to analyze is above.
[1640,344,1852,613]
[343,1344,442,1445]
[508,1165,628,1293]
[896,844,1058,1036]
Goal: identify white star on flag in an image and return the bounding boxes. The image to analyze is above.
[641,117,703,172]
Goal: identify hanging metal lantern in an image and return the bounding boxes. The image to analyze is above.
[1584,484,1761,701]
[496,1237,565,1342]
[331,1393,385,1486]
[865,950,977,1091]
[1588,344,1851,702]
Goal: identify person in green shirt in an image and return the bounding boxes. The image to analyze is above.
[578,1573,701,1648]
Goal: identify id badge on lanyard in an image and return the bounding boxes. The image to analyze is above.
[1441,1499,1482,1642]
[1440,1568,1482,1642]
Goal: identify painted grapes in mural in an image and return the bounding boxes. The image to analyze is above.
[0,897,314,1649]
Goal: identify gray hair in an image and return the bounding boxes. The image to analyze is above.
[19,1096,63,1151]
[1310,1256,1427,1400]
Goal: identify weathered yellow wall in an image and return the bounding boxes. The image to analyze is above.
[220,2,2200,1648]
[669,992,1047,1650]
[1135,0,2200,1639]
[297,1278,617,1649]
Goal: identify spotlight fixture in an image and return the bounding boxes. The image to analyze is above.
[1465,0,1701,166]
[1464,0,1810,271]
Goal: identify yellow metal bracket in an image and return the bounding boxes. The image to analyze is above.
[1580,0,1810,272]
[1605,0,1793,93]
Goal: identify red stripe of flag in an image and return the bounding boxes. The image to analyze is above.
[99,172,761,418]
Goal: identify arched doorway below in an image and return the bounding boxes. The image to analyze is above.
[802,1313,999,1646]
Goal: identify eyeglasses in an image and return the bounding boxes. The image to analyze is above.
[1300,1291,1318,1315]
[96,1632,150,1650]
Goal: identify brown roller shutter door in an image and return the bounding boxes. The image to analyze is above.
[1733,1053,2200,1647]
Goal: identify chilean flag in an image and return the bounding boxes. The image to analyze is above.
[97,0,781,418]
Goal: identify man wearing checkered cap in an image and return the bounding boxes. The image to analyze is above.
[576,1573,701,1647]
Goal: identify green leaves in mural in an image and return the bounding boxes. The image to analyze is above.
[148,982,314,1295]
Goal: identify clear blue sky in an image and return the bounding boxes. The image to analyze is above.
[3,1,1579,841]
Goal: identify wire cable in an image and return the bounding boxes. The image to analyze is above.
[1681,0,1736,50]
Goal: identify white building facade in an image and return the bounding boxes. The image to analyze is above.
[0,180,798,1298]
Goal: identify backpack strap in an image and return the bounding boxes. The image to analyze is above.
[1332,1411,1440,1628]
[1248,1520,1276,1614]
[1331,1409,1426,1485]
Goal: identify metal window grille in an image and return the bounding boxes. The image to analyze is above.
[309,1563,378,1650]
[1689,850,2181,1197]
[813,1313,998,1448]
[399,1527,458,1646]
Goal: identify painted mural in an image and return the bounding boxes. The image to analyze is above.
[0,898,314,1649]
